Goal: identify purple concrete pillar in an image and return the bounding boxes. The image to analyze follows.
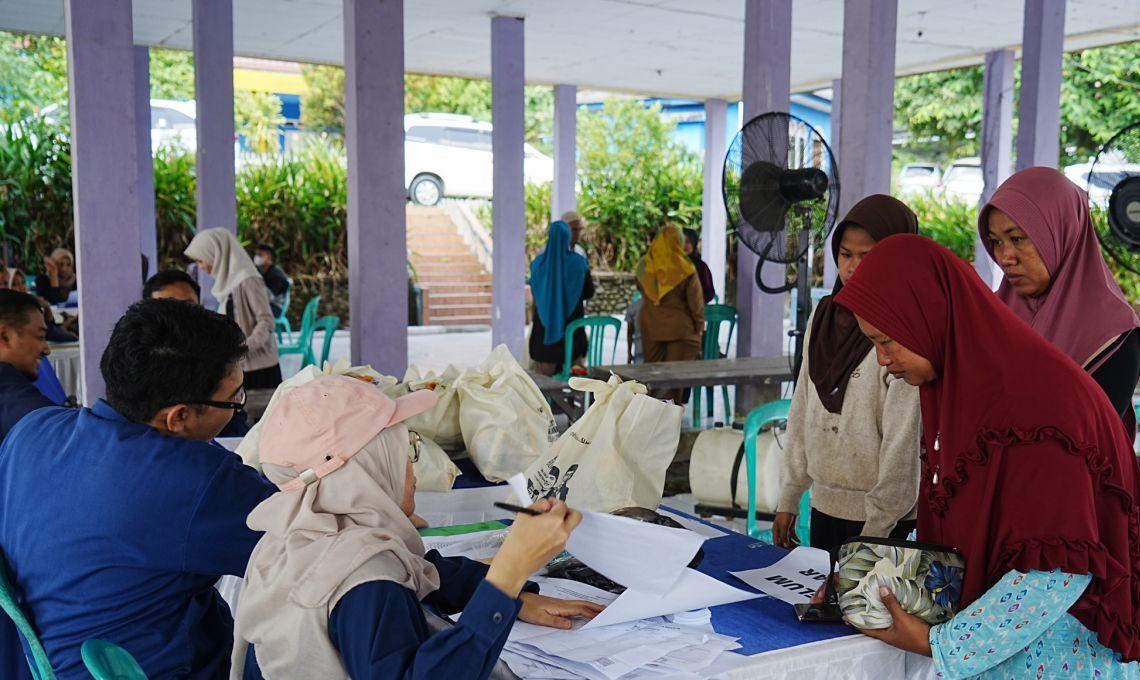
[837,0,898,222]
[702,98,727,300]
[551,84,577,220]
[192,0,236,233]
[491,15,526,358]
[136,46,157,279]
[1016,0,1066,171]
[64,0,143,403]
[822,77,841,289]
[738,0,792,364]
[345,0,407,375]
[977,49,1015,287]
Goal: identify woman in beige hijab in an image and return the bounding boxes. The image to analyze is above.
[233,375,602,680]
[185,228,281,389]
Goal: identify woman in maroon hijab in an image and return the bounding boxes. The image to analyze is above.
[835,235,1140,677]
[980,166,1140,430]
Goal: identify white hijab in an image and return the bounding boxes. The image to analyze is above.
[184,228,261,306]
[231,427,441,679]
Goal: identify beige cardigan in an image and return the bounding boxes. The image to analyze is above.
[227,277,280,372]
[776,309,921,537]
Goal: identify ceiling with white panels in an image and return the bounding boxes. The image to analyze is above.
[1,0,1138,98]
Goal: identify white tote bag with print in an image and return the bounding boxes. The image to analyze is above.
[457,345,557,483]
[524,375,682,513]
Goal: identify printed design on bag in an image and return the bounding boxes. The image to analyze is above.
[836,542,964,628]
[850,368,861,380]
[527,460,579,501]
[569,430,592,446]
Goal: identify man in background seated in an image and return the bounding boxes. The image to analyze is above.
[0,290,54,440]
[252,244,289,318]
[561,211,588,259]
[0,299,276,678]
[143,269,201,304]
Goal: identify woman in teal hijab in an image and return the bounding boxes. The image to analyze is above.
[529,221,593,376]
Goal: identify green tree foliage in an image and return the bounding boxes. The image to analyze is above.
[148,49,196,100]
[235,89,285,154]
[894,40,1140,166]
[574,99,703,271]
[302,67,554,152]
[0,116,74,265]
[0,33,69,121]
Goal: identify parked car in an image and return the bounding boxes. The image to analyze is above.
[404,112,555,205]
[1064,160,1140,209]
[31,99,198,156]
[940,157,983,206]
[897,162,941,196]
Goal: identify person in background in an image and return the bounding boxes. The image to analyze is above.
[683,228,716,305]
[529,221,594,377]
[636,226,704,404]
[186,229,282,390]
[143,269,202,305]
[34,248,77,305]
[233,375,602,680]
[9,268,77,343]
[624,292,643,364]
[560,211,588,259]
[772,195,921,557]
[0,299,277,678]
[836,235,1140,678]
[980,166,1140,434]
[252,244,290,318]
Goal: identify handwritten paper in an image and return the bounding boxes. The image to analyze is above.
[729,546,832,606]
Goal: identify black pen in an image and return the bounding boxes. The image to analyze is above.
[494,501,542,516]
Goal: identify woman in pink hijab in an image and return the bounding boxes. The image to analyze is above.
[980,166,1140,430]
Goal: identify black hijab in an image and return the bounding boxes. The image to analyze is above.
[808,195,919,413]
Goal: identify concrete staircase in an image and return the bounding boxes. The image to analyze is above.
[407,205,492,326]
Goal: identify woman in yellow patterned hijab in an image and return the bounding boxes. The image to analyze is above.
[636,226,696,305]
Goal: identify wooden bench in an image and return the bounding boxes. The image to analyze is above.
[527,371,586,422]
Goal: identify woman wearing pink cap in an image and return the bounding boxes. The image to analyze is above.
[980,166,1140,433]
[232,375,602,680]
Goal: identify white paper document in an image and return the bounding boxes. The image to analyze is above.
[420,527,509,561]
[506,474,708,595]
[583,568,759,630]
[728,546,832,606]
[414,485,515,526]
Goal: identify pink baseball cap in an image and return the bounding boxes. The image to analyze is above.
[259,374,439,491]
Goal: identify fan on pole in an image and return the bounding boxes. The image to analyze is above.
[723,112,840,382]
[1085,122,1140,271]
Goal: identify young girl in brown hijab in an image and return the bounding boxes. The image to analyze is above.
[772,195,922,556]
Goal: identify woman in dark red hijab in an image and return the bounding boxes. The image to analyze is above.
[835,235,1140,677]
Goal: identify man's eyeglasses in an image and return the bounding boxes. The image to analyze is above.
[182,387,247,411]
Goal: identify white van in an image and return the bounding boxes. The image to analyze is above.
[404,112,554,205]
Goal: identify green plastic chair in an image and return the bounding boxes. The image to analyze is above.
[558,316,621,382]
[742,399,811,544]
[313,315,340,369]
[277,296,321,367]
[273,279,294,344]
[81,640,147,680]
[692,304,738,427]
[0,553,56,680]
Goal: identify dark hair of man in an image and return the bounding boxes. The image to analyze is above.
[142,270,201,300]
[101,299,247,423]
[0,290,45,329]
[254,244,276,258]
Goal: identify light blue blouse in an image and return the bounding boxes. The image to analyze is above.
[929,568,1139,679]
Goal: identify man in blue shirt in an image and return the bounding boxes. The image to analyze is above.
[0,299,276,679]
[0,290,58,679]
[0,290,53,441]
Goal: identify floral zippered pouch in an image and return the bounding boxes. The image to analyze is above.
[835,536,965,629]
